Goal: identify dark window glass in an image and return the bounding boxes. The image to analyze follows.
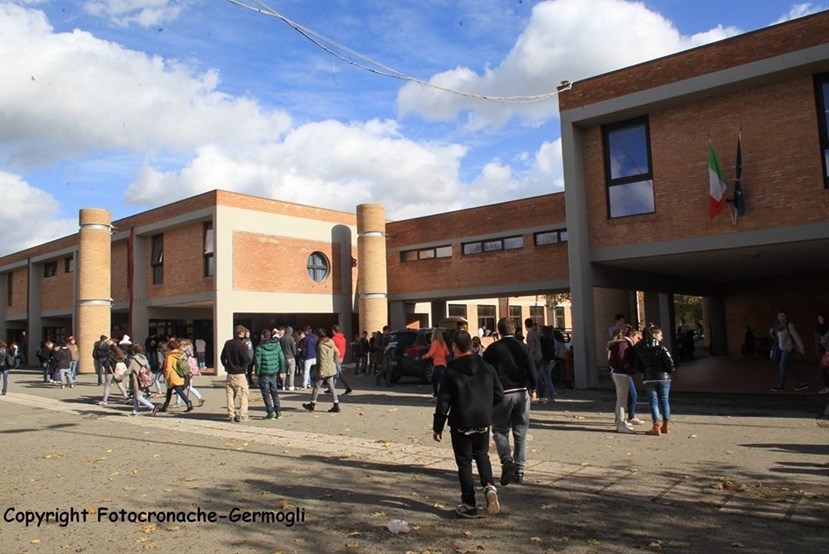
[151,234,164,284]
[815,74,829,188]
[603,118,655,218]
[44,262,57,278]
[64,257,74,273]
[530,306,545,326]
[448,304,467,318]
[203,222,214,277]
[477,305,495,335]
[535,231,558,245]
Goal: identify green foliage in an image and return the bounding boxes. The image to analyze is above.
[674,295,703,328]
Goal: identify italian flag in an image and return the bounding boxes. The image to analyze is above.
[708,139,727,219]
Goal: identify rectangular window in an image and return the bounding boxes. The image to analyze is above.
[509,305,522,335]
[203,222,214,277]
[463,236,524,255]
[151,234,164,285]
[534,229,567,246]
[64,257,74,273]
[448,304,467,318]
[530,306,545,326]
[400,245,453,261]
[816,73,829,188]
[43,262,57,278]
[477,305,495,335]
[603,117,655,218]
[554,306,566,330]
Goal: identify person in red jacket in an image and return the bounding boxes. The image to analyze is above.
[331,324,352,396]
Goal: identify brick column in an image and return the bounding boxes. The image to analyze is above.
[77,209,112,374]
[356,204,387,335]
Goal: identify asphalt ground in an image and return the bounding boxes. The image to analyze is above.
[1,367,828,553]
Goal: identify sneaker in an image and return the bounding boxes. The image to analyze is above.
[151,405,158,416]
[265,413,276,420]
[500,460,515,486]
[455,503,481,519]
[818,387,829,395]
[234,414,241,422]
[198,398,206,407]
[617,424,636,434]
[328,403,341,413]
[539,397,548,404]
[228,417,236,423]
[513,471,524,484]
[97,401,108,406]
[342,389,352,396]
[628,417,644,425]
[302,402,315,412]
[288,387,295,391]
[484,485,500,515]
[274,412,281,419]
[794,384,809,392]
[129,411,139,417]
[770,386,784,392]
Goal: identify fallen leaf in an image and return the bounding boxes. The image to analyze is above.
[370,512,385,517]
[347,531,362,536]
[165,525,180,532]
[31,539,41,544]
[143,524,156,534]
[530,537,542,542]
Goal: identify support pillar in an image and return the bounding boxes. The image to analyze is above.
[77,209,112,374]
[357,204,388,335]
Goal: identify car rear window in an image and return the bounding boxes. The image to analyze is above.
[390,332,417,348]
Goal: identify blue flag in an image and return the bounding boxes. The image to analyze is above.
[734,133,746,217]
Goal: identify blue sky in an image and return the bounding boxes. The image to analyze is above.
[0,0,825,256]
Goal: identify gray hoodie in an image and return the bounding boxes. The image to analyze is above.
[280,326,297,358]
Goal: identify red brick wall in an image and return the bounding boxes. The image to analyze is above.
[145,223,214,298]
[6,269,28,317]
[111,241,129,304]
[386,194,568,295]
[582,76,828,249]
[40,258,74,312]
[560,12,829,111]
[233,232,343,294]
[217,190,357,226]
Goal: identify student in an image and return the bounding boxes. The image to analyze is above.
[635,327,676,436]
[254,329,286,420]
[433,330,504,518]
[422,328,450,400]
[302,329,341,413]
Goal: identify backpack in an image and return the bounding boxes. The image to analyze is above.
[175,355,190,378]
[187,355,200,376]
[95,340,110,360]
[138,362,154,389]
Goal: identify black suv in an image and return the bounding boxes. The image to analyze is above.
[386,327,453,383]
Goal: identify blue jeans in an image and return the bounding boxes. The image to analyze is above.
[430,365,445,396]
[776,349,806,388]
[197,352,206,370]
[69,360,78,380]
[492,390,531,472]
[627,376,638,419]
[539,360,555,399]
[259,374,281,416]
[645,380,671,423]
[1,369,8,394]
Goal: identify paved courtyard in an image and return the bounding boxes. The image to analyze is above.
[1,368,828,553]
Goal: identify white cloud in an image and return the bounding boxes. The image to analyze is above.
[773,3,824,23]
[0,172,76,255]
[0,3,292,168]
[398,0,741,129]
[83,0,186,27]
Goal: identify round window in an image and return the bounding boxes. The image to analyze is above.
[307,252,329,282]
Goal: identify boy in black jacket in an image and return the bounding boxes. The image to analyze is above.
[433,331,505,518]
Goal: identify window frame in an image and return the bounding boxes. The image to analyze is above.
[203,222,214,278]
[462,235,524,255]
[151,234,164,285]
[530,305,545,327]
[602,116,656,218]
[64,257,74,273]
[43,261,57,278]
[534,229,568,246]
[307,251,330,282]
[400,245,453,262]
[815,73,829,189]
[448,304,467,319]
[477,305,496,335]
[508,305,522,335]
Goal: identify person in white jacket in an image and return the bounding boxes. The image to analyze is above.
[770,310,808,392]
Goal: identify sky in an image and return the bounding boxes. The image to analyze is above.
[1,0,826,257]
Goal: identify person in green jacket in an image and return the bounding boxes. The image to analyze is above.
[254,329,286,420]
